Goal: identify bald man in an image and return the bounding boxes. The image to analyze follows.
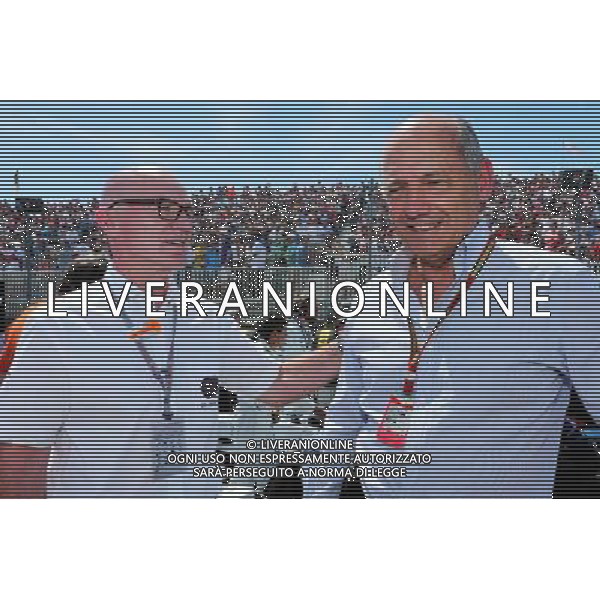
[305,114,600,498]
[0,168,339,498]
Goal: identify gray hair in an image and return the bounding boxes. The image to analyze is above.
[456,117,485,174]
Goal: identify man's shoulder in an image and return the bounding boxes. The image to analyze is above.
[6,299,50,331]
[8,291,91,335]
[493,240,597,279]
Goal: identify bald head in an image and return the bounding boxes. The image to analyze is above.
[384,114,484,176]
[96,167,193,284]
[99,167,188,210]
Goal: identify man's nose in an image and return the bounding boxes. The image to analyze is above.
[402,203,434,221]
[167,215,193,235]
[394,190,435,221]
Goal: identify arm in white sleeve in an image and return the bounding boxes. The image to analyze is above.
[303,347,367,498]
[0,317,71,448]
[558,266,600,421]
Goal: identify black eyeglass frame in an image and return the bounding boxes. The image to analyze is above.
[107,198,195,221]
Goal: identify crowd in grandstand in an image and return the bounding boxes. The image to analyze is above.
[190,182,379,269]
[489,173,600,261]
[0,198,98,270]
[2,172,600,271]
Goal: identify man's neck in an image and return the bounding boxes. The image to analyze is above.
[112,263,173,297]
[408,258,456,306]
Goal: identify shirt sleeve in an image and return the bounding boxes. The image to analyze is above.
[557,266,600,422]
[0,316,71,448]
[213,317,280,403]
[303,335,367,498]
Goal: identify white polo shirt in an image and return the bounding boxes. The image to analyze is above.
[0,264,279,497]
[305,221,600,498]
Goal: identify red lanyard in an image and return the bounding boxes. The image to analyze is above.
[377,235,497,448]
[402,234,497,397]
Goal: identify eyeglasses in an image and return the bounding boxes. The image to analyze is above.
[108,199,195,221]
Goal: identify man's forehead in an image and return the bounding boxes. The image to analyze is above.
[383,119,466,172]
[102,169,188,200]
[383,149,464,178]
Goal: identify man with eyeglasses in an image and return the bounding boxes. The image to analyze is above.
[0,167,340,498]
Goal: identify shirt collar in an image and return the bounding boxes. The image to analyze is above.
[101,262,180,313]
[454,219,495,280]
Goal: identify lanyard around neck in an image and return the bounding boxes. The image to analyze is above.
[122,307,178,421]
[406,235,497,378]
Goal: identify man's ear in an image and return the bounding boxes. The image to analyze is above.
[95,206,122,237]
[95,207,109,232]
[479,158,494,206]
